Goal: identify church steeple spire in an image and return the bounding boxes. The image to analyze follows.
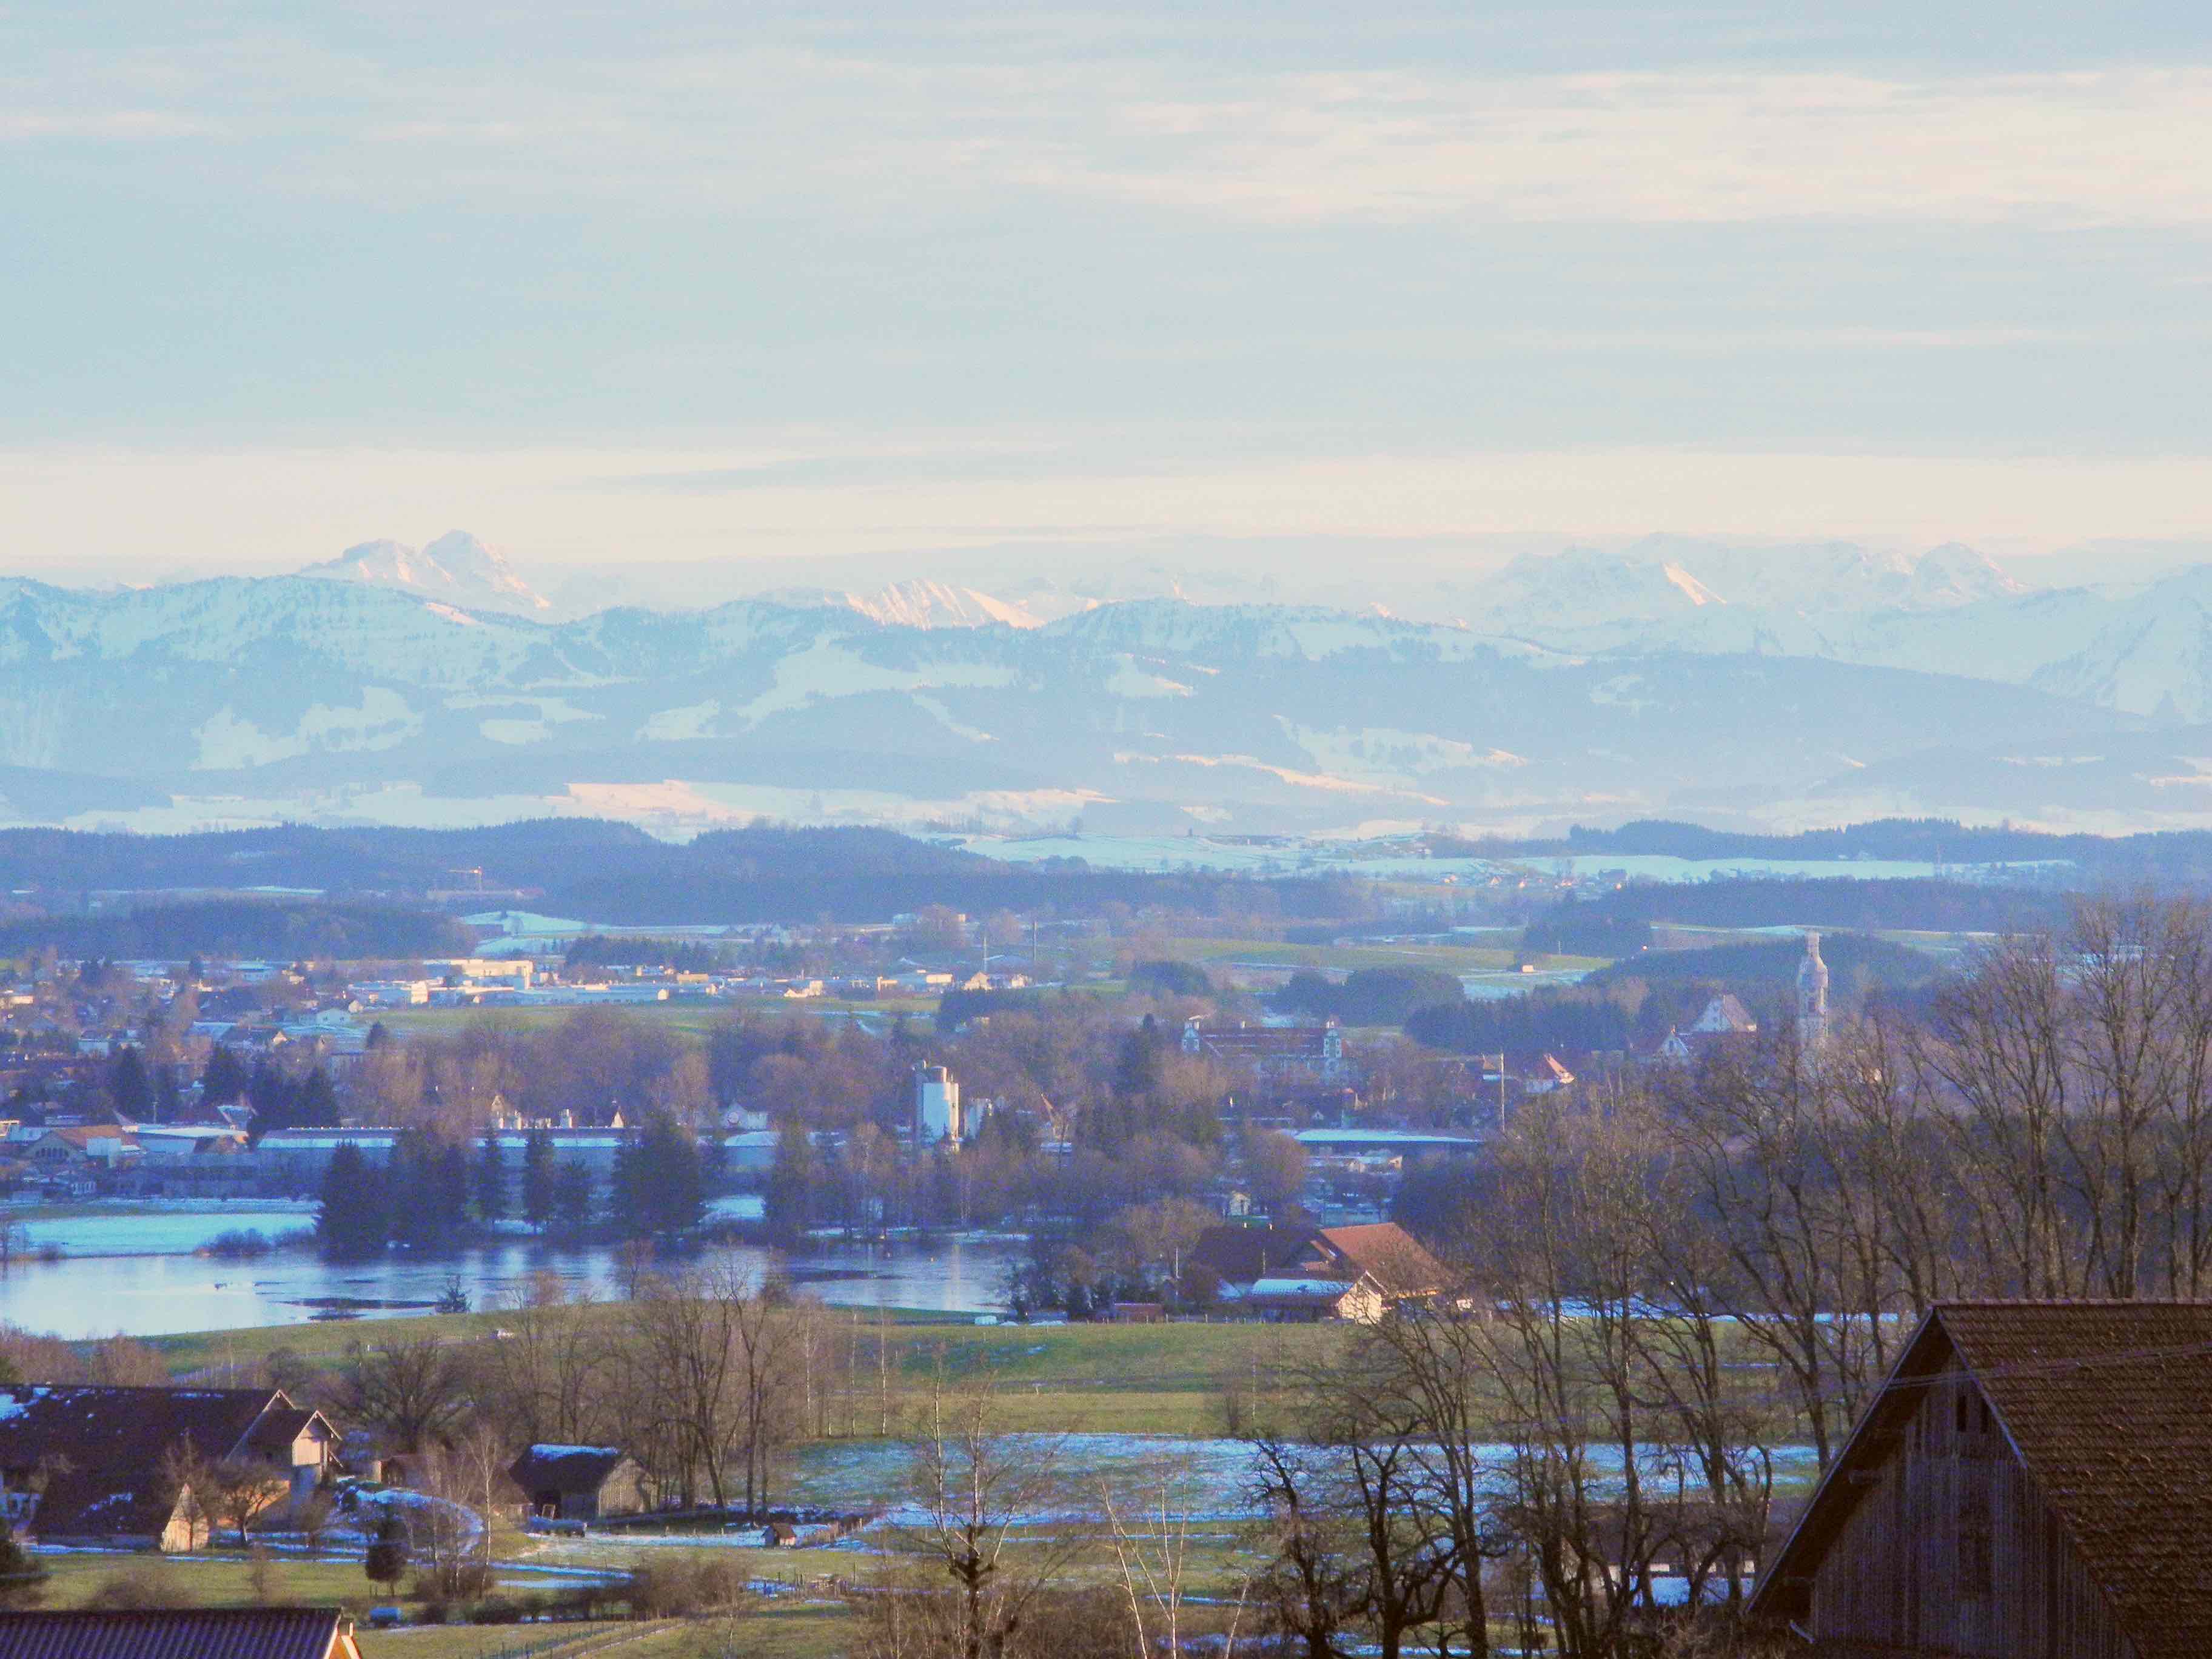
[1798,930,1831,1056]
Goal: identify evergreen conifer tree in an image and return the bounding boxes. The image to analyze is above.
[153,1064,183,1125]
[521,1128,555,1230]
[317,1143,387,1258]
[364,1509,409,1591]
[107,1047,153,1121]
[551,1161,593,1235]
[473,1132,506,1222]
[765,1122,817,1247]
[248,1059,297,1133]
[201,1044,250,1105]
[296,1068,340,1128]
[609,1129,642,1228]
[434,1142,471,1232]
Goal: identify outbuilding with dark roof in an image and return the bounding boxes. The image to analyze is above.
[509,1444,648,1523]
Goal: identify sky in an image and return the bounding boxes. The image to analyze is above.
[7,1,2212,586]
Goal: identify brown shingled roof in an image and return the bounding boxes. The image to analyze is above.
[1756,1300,2212,1659]
[1940,1301,2212,1659]
[1313,1223,1450,1298]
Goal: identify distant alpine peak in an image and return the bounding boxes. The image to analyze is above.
[1492,536,2020,619]
[301,531,551,615]
[760,578,1041,629]
[1912,540,2028,605]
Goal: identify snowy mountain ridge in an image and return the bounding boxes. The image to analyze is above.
[5,534,2212,837]
[300,531,552,616]
[757,580,1045,630]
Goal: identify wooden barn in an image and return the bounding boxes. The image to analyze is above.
[1754,1300,2212,1658]
[509,1444,648,1523]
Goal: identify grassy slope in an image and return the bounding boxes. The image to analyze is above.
[154,1309,1348,1437]
[1160,937,1607,974]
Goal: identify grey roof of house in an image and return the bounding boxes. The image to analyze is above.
[0,1386,297,1540]
[0,1609,347,1659]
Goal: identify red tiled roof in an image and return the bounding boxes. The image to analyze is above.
[1313,1223,1450,1298]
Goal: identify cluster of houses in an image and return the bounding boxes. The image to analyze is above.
[0,1379,859,1566]
[341,956,1016,1013]
[5,1298,2212,1659]
[0,1380,639,1552]
[0,1118,253,1195]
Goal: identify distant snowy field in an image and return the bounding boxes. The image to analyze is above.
[952,835,2070,885]
[6,1202,317,1256]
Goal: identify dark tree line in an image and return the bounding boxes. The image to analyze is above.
[1406,987,1646,1056]
[1276,965,1466,1027]
[315,1115,707,1258]
[0,900,472,962]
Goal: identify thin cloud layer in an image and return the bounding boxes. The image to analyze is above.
[5,1,2211,569]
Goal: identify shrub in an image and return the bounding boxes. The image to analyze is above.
[84,1565,168,1611]
[0,1521,47,1608]
[1127,959,1213,998]
[623,1558,759,1618]
[364,1511,409,1590]
[417,1561,495,1600]
[204,1230,272,1259]
[545,1584,612,1621]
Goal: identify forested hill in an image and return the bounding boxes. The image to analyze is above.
[1557,877,2071,934]
[1443,816,2212,883]
[0,820,981,896]
[0,819,663,895]
[0,901,474,962]
[0,820,1374,927]
[1579,932,1943,996]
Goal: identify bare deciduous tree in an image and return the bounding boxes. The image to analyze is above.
[344,1335,473,1453]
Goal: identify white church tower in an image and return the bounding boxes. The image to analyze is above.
[1797,931,1831,1057]
[913,1064,963,1145]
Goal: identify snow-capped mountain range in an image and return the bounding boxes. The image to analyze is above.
[756,580,1050,631]
[301,531,552,616]
[6,532,2212,837]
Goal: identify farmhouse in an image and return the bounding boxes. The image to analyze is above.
[1192,1220,1450,1321]
[1181,1016,1347,1083]
[509,1444,649,1522]
[1754,1300,2212,1658]
[0,1386,336,1551]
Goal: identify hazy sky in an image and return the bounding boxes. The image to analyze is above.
[8,1,2212,580]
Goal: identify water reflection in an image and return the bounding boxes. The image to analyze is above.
[0,1211,1023,1339]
